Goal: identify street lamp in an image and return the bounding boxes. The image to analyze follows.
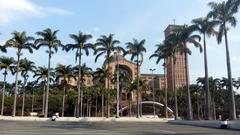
[149,68,156,117]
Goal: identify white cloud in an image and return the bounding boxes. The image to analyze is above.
[0,0,73,27]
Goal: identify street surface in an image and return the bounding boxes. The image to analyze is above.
[0,121,239,135]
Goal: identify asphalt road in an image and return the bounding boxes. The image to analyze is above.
[0,121,239,135]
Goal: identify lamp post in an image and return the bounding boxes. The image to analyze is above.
[149,68,156,117]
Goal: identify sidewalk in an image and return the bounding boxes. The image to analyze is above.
[168,120,240,130]
[0,116,173,122]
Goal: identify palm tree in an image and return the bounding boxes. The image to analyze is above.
[33,66,54,115]
[93,67,111,117]
[192,17,218,120]
[124,38,146,118]
[65,32,93,117]
[19,58,36,116]
[73,63,93,84]
[164,34,187,120]
[55,64,75,117]
[210,77,221,120]
[35,28,61,117]
[94,34,124,117]
[129,78,149,116]
[25,81,38,112]
[0,56,15,115]
[5,31,34,116]
[208,1,238,120]
[149,43,169,118]
[166,25,202,120]
[112,70,132,116]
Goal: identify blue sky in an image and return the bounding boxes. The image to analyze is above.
[1,0,240,88]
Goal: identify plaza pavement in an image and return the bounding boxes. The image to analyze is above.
[0,120,239,135]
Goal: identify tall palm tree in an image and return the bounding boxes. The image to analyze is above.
[33,66,54,115]
[94,34,124,117]
[192,17,218,120]
[93,67,111,117]
[5,31,34,116]
[164,33,188,120]
[19,58,36,116]
[35,28,61,117]
[0,56,15,115]
[124,38,146,118]
[167,25,202,120]
[65,32,93,117]
[149,43,169,118]
[55,64,75,117]
[208,0,237,120]
[178,25,202,120]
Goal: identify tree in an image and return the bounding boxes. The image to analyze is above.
[55,64,75,117]
[94,34,124,117]
[93,67,111,117]
[112,70,132,116]
[33,66,54,115]
[129,78,149,116]
[65,32,93,117]
[19,58,36,116]
[35,28,61,117]
[0,56,15,115]
[124,38,146,118]
[208,0,238,120]
[5,31,34,116]
[166,25,202,120]
[164,33,187,120]
[149,43,169,118]
[73,63,93,84]
[192,17,218,120]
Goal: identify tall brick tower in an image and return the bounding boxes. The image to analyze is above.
[164,25,187,91]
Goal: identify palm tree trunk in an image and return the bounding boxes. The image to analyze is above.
[212,87,216,120]
[224,27,236,120]
[101,90,104,117]
[197,93,200,120]
[164,60,168,118]
[86,98,89,117]
[136,55,140,118]
[107,62,110,118]
[62,82,66,117]
[45,48,51,118]
[128,98,132,117]
[89,97,91,117]
[31,89,34,112]
[1,70,7,115]
[203,34,211,120]
[77,49,82,118]
[21,77,27,116]
[184,51,193,120]
[172,57,178,120]
[95,96,98,117]
[42,83,46,115]
[13,53,20,117]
